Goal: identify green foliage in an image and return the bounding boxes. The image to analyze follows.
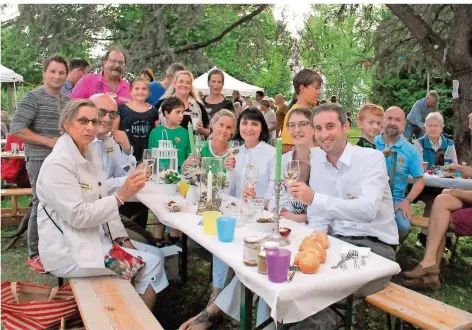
[4,4,292,95]
[371,69,453,132]
[1,85,35,114]
[299,5,379,112]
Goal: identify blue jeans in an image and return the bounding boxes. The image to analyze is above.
[393,199,411,241]
[213,255,228,288]
[404,122,425,141]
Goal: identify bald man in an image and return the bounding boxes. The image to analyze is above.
[89,93,136,194]
[374,106,425,242]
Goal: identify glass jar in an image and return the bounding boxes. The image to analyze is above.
[257,251,267,274]
[243,236,261,266]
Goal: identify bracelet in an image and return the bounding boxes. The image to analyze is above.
[114,192,124,206]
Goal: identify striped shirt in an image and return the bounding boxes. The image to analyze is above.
[10,87,70,160]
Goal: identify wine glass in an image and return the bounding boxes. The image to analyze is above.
[142,149,155,179]
[245,164,259,197]
[194,135,207,154]
[227,141,240,171]
[283,160,300,201]
[191,112,199,130]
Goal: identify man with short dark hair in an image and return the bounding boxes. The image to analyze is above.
[10,54,70,273]
[255,90,265,108]
[375,106,425,242]
[232,90,244,105]
[147,62,186,106]
[404,90,439,141]
[281,69,322,153]
[61,58,90,96]
[71,46,131,104]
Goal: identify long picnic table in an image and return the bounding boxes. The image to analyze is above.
[136,182,400,329]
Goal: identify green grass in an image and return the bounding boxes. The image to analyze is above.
[348,127,361,145]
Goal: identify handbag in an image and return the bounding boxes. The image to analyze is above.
[42,206,146,282]
[1,281,79,330]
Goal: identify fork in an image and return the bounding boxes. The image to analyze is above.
[351,250,360,270]
[331,252,349,270]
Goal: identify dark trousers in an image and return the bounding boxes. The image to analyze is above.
[119,202,149,229]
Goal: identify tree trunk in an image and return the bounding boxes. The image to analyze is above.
[386,4,472,163]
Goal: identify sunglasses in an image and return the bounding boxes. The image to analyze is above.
[77,117,100,126]
[99,108,119,119]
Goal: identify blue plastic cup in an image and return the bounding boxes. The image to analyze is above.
[216,216,237,242]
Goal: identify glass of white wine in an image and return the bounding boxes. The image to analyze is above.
[283,160,300,201]
[245,164,259,193]
[227,140,240,171]
[142,149,154,179]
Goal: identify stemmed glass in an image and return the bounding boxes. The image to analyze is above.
[142,149,155,179]
[245,164,259,197]
[283,160,300,201]
[228,141,240,158]
[195,135,207,154]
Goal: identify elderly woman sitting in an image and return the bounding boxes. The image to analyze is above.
[414,112,457,168]
[36,99,168,310]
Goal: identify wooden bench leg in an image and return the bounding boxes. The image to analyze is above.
[11,196,18,216]
[449,236,460,263]
[58,277,64,287]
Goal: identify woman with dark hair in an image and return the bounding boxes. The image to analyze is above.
[202,68,234,119]
[139,68,155,82]
[226,107,274,201]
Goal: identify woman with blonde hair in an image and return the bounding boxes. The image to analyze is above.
[156,70,210,137]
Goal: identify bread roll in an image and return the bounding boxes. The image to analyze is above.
[299,254,320,274]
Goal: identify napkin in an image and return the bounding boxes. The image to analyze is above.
[340,246,371,257]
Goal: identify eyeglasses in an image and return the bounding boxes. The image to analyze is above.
[99,108,119,119]
[107,59,125,66]
[77,117,100,126]
[287,121,311,130]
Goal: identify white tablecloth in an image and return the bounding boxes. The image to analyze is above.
[136,182,401,323]
[408,174,472,190]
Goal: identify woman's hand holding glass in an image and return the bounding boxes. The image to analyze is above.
[284,160,300,201]
[117,170,147,203]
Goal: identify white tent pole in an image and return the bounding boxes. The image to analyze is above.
[13,81,17,111]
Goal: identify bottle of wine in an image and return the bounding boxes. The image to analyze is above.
[444,145,454,166]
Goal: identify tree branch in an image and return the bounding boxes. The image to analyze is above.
[173,5,269,54]
[386,4,455,72]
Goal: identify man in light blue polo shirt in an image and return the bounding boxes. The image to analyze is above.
[375,106,425,242]
[404,90,439,141]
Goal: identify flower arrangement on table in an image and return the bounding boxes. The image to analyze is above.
[182,164,201,186]
[160,169,181,184]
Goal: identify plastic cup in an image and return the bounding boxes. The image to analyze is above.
[422,162,428,171]
[217,216,237,242]
[202,211,221,235]
[179,181,190,196]
[266,248,291,283]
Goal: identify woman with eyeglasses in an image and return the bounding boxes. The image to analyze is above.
[36,99,168,312]
[268,108,317,223]
[114,77,159,228]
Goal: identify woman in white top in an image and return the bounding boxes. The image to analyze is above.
[180,107,275,330]
[36,99,168,311]
[225,107,275,201]
[268,107,317,223]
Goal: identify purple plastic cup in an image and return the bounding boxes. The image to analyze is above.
[266,248,291,283]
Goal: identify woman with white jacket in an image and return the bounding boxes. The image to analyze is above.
[36,99,168,311]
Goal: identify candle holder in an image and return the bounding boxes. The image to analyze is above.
[261,180,290,247]
[197,157,223,214]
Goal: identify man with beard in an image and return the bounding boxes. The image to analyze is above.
[71,46,131,104]
[375,106,425,242]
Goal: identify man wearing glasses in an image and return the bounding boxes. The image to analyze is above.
[71,46,131,104]
[89,93,136,194]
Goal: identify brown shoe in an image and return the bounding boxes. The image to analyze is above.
[402,264,440,279]
[403,275,441,290]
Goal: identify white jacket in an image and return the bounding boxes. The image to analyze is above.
[37,133,128,271]
[228,141,275,200]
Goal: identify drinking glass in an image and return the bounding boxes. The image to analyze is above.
[195,135,207,154]
[191,112,199,130]
[245,164,259,191]
[249,198,264,222]
[283,160,300,201]
[142,149,154,179]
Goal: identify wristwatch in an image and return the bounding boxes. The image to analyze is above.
[123,145,134,156]
[406,196,413,203]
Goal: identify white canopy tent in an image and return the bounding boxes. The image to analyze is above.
[193,67,263,97]
[0,65,24,114]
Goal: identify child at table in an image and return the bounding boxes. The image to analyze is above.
[148,96,190,246]
[356,103,384,149]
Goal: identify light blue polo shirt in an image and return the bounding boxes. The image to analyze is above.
[374,134,424,200]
